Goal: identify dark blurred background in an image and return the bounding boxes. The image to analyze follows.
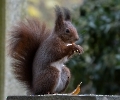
[3,0,120,100]
[67,0,120,95]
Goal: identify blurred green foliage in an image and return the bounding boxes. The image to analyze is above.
[67,0,120,95]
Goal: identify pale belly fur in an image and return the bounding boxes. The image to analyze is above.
[50,56,69,92]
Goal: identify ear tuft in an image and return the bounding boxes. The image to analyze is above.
[63,7,71,21]
[54,5,64,31]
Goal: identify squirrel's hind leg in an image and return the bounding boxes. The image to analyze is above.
[53,66,71,93]
[60,66,71,92]
[32,66,59,95]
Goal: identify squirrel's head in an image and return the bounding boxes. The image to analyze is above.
[54,6,79,43]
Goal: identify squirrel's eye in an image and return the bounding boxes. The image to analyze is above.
[66,28,70,33]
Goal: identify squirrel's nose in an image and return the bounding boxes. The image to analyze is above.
[75,36,79,41]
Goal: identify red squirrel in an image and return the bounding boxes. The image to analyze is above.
[8,6,83,95]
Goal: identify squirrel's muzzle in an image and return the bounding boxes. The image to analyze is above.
[75,37,79,41]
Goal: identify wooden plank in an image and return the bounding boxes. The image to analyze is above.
[6,95,120,100]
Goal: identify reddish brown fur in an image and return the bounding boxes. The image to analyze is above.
[8,6,83,95]
[33,66,59,94]
[8,18,50,90]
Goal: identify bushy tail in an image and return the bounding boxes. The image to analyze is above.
[8,18,50,90]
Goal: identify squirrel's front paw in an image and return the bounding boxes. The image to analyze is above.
[73,44,84,54]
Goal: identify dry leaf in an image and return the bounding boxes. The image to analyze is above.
[70,82,82,95]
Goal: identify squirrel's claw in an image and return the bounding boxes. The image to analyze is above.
[77,45,84,54]
[74,45,84,55]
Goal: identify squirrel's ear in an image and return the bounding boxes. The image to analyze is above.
[63,7,71,21]
[54,6,64,31]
